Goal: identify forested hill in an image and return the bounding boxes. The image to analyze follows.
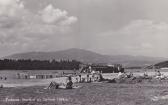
[3,48,167,67]
[0,59,81,70]
[154,61,168,68]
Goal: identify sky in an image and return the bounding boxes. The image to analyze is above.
[0,0,168,57]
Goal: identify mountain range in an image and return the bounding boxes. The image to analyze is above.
[2,48,167,67]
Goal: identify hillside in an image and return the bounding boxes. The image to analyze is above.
[2,48,167,67]
[3,48,108,63]
[154,61,168,68]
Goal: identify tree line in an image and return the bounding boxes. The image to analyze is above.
[0,59,81,70]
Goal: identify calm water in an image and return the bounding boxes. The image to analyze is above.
[0,70,75,79]
[0,69,167,79]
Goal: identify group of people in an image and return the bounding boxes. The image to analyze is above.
[48,76,73,89]
[75,72,104,83]
[117,69,167,80]
[48,72,106,90]
[117,71,133,79]
[0,76,7,80]
[153,70,166,79]
[142,69,167,80]
[48,69,168,89]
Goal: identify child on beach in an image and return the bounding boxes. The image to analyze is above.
[66,76,73,89]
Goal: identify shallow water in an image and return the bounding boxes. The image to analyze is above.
[0,69,168,87]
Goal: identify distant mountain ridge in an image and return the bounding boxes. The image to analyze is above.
[2,48,167,67]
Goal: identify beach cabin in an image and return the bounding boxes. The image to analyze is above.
[17,70,77,79]
[35,73,56,79]
[17,73,30,79]
[17,72,57,79]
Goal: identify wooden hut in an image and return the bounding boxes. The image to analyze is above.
[35,74,55,79]
[17,73,30,79]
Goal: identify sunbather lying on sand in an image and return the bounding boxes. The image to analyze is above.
[117,72,127,79]
[153,70,167,80]
[48,81,60,89]
[154,74,166,80]
[127,72,133,78]
[155,70,161,77]
[46,76,74,89]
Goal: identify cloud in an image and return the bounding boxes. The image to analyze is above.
[0,1,78,57]
[40,4,67,23]
[40,4,77,25]
[89,19,168,57]
[120,20,168,56]
[60,16,78,26]
[0,0,24,17]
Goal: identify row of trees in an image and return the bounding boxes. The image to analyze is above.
[0,59,81,70]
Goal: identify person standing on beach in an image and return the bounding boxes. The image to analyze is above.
[87,74,89,82]
[79,74,81,82]
[4,77,7,80]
